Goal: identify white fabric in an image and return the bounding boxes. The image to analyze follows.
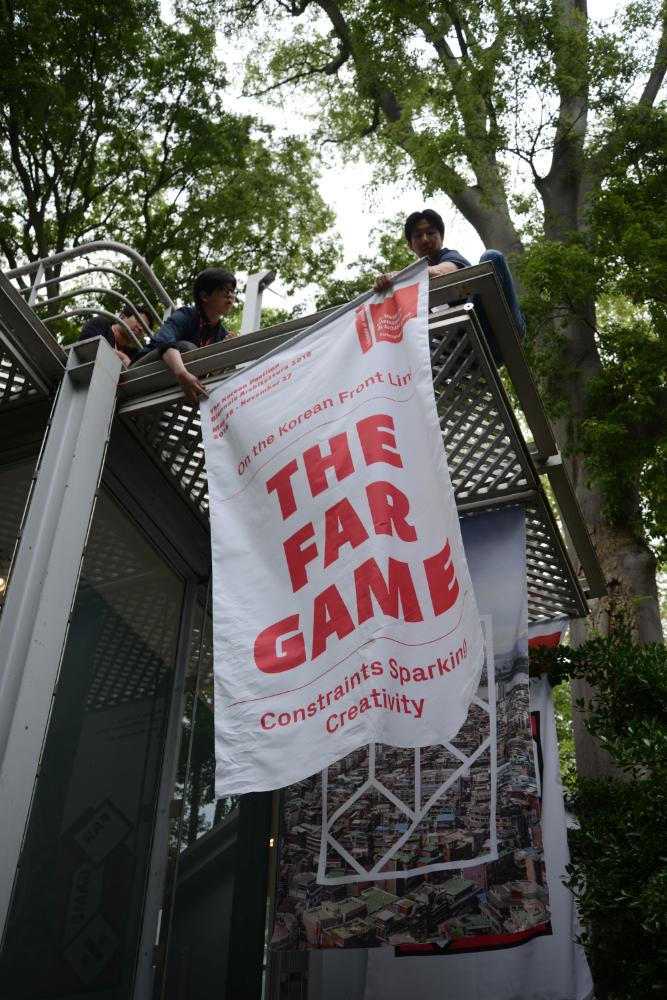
[200,261,484,794]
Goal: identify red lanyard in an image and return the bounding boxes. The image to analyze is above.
[198,311,216,347]
[197,313,212,347]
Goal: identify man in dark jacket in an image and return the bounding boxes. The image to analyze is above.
[374,209,525,364]
[77,306,153,367]
[132,267,237,404]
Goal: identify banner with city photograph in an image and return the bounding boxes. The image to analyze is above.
[271,505,551,953]
[361,617,593,1000]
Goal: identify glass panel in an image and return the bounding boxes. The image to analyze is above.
[0,456,38,617]
[176,595,237,851]
[154,590,239,1000]
[0,489,185,999]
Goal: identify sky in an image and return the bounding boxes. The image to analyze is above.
[161,0,623,313]
[214,35,485,311]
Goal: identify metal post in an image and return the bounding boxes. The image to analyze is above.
[27,262,44,308]
[225,792,273,1000]
[240,270,276,335]
[0,335,122,940]
[132,578,198,1000]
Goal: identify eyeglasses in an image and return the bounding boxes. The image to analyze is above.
[220,285,237,297]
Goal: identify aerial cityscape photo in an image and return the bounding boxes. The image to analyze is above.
[271,634,549,951]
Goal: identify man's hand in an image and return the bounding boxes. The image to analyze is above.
[114,349,132,368]
[162,346,209,404]
[373,271,398,293]
[177,370,209,405]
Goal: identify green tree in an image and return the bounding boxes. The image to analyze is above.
[533,629,667,999]
[229,0,666,645]
[0,0,339,301]
[314,215,414,308]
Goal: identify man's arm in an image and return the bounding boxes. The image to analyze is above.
[373,252,469,292]
[114,348,132,368]
[427,261,462,278]
[373,261,460,291]
[162,348,208,405]
[78,315,110,343]
[151,307,207,404]
[153,309,189,356]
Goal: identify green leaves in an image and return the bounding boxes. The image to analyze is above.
[535,627,667,775]
[535,629,667,996]
[314,216,414,309]
[0,1,339,297]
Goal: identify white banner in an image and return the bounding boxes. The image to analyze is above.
[201,261,484,794]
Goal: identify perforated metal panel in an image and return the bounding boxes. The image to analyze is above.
[0,349,38,407]
[118,306,589,622]
[524,503,584,621]
[429,311,534,505]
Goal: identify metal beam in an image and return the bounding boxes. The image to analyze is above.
[0,272,65,396]
[429,264,559,460]
[0,335,121,940]
[543,460,607,598]
[240,269,276,335]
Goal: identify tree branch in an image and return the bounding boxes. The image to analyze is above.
[638,5,667,107]
[247,48,348,96]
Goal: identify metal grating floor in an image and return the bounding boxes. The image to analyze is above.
[430,315,533,505]
[0,348,40,408]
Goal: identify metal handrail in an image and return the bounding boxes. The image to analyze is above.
[46,308,149,351]
[25,264,163,326]
[33,286,153,343]
[5,240,175,313]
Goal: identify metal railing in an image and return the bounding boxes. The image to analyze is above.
[5,241,176,341]
[4,241,276,350]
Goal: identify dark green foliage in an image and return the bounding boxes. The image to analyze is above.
[568,776,667,999]
[580,304,667,557]
[0,0,340,300]
[533,630,667,998]
[314,219,414,310]
[260,304,305,327]
[551,679,577,790]
[517,102,667,556]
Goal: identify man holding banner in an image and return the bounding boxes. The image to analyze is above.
[374,208,526,365]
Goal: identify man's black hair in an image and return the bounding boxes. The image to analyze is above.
[119,304,154,329]
[404,209,445,243]
[193,267,237,307]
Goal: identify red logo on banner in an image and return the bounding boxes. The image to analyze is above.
[355,305,373,354]
[370,283,419,345]
[356,283,419,354]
